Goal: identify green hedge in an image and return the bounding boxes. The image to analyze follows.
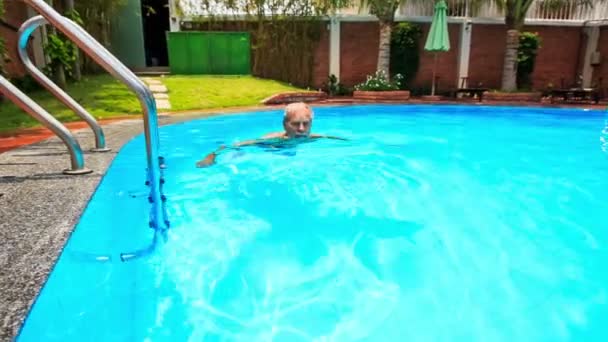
[390,22,422,90]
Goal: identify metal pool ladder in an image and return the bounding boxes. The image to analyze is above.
[0,0,170,255]
[17,15,111,153]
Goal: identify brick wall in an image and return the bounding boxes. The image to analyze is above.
[468,24,505,89]
[468,24,582,89]
[339,22,379,87]
[411,23,461,92]
[1,0,29,77]
[339,22,461,90]
[312,24,329,89]
[338,21,587,93]
[526,25,581,89]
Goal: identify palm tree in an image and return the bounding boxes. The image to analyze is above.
[358,0,466,79]
[497,0,597,91]
[497,0,535,91]
[358,0,403,77]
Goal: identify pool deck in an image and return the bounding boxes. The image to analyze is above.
[0,100,606,340]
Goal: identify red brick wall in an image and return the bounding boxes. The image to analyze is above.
[469,24,506,89]
[312,25,329,89]
[338,22,461,91]
[340,22,379,87]
[467,24,582,90]
[411,23,460,91]
[526,25,581,89]
[273,21,591,92]
[1,0,29,77]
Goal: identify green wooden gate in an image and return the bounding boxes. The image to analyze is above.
[167,31,251,75]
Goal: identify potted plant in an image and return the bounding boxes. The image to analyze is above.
[353,70,410,101]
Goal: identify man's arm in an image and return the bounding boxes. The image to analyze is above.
[195,138,278,168]
[195,145,227,168]
[310,134,349,141]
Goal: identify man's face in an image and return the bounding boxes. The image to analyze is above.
[284,109,312,137]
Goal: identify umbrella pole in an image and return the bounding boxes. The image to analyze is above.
[431,52,438,96]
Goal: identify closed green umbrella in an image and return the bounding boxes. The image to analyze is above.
[424,0,450,96]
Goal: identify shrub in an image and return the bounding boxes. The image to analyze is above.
[325,74,352,96]
[10,75,43,92]
[390,22,422,89]
[517,32,542,90]
[354,70,404,91]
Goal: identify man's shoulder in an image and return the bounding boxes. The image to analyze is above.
[262,132,286,139]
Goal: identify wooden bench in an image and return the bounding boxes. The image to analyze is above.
[549,88,600,104]
[451,77,488,102]
[453,88,489,102]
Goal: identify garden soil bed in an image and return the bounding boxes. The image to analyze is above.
[353,90,411,101]
[483,91,542,102]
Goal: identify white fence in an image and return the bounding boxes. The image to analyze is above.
[341,0,608,21]
[398,0,608,21]
[175,0,608,22]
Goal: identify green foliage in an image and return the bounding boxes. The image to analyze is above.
[10,75,43,93]
[42,9,84,79]
[538,0,597,19]
[74,0,128,72]
[0,75,138,132]
[43,34,79,77]
[325,74,352,96]
[495,0,536,29]
[359,0,401,21]
[390,22,422,90]
[517,31,541,89]
[175,0,350,17]
[354,70,403,91]
[178,0,348,88]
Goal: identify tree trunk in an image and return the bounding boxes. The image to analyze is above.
[54,63,67,89]
[377,20,392,76]
[47,26,67,89]
[63,0,81,81]
[100,12,110,48]
[501,29,519,91]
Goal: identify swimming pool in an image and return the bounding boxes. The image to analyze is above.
[17,104,608,341]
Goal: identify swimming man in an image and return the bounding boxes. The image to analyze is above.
[196,102,346,167]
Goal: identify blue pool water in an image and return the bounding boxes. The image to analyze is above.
[18,104,608,341]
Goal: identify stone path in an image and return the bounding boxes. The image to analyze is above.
[141,77,171,110]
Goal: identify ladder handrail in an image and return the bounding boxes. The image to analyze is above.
[0,76,91,174]
[17,15,110,152]
[20,0,168,234]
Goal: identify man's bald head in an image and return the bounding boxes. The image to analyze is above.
[283,102,314,137]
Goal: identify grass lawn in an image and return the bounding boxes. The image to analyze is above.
[161,75,307,111]
[0,75,140,133]
[0,74,305,133]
